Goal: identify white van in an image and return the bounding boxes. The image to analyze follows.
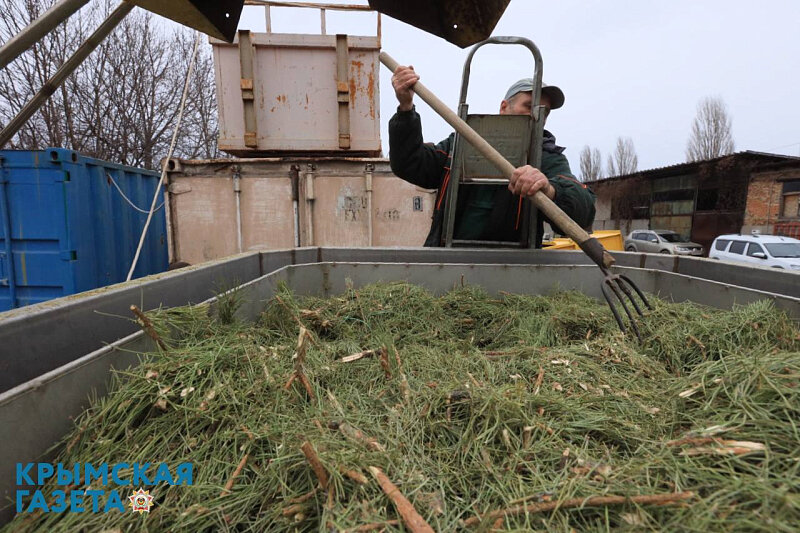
[709,234,800,270]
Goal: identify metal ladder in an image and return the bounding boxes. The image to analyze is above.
[441,37,547,248]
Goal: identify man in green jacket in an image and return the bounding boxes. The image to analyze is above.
[388,65,596,247]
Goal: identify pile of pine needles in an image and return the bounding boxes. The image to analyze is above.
[8,282,800,532]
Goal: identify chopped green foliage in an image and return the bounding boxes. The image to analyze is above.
[8,283,799,532]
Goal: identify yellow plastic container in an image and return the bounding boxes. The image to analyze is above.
[542,230,623,251]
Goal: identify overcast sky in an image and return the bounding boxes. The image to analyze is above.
[233,0,800,173]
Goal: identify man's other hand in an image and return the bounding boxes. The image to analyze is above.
[508,165,556,199]
[392,65,420,112]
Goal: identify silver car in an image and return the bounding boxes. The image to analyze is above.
[624,230,704,256]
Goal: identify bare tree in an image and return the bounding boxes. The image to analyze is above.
[0,0,83,150]
[607,137,638,177]
[0,0,219,168]
[686,96,735,162]
[579,145,603,181]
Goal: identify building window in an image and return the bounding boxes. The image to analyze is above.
[652,189,695,203]
[782,181,800,219]
[782,192,800,218]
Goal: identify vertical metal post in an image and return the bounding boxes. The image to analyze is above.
[365,163,374,246]
[0,2,133,148]
[320,8,327,35]
[290,165,301,248]
[0,170,17,309]
[264,3,272,32]
[233,165,243,253]
[238,30,258,149]
[525,106,545,247]
[305,163,316,246]
[442,107,465,248]
[0,0,91,70]
[164,171,175,264]
[335,34,351,150]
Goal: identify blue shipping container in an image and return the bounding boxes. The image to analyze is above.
[0,148,168,311]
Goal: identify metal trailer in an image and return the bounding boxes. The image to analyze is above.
[0,148,168,311]
[1,248,799,524]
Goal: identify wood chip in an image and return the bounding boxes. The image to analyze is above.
[680,440,766,456]
[220,452,249,496]
[333,422,385,452]
[339,467,369,485]
[369,467,435,533]
[300,441,328,489]
[340,349,380,363]
[533,366,544,395]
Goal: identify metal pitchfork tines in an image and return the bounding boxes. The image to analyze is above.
[380,49,652,339]
[572,237,652,340]
[601,269,653,341]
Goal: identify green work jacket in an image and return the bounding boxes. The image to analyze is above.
[388,107,596,247]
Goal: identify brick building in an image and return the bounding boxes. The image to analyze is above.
[587,151,800,253]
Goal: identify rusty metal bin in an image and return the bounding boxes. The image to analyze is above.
[211,3,382,156]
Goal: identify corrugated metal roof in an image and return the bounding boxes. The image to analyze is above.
[586,151,800,185]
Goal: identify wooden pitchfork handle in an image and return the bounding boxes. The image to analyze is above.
[380,51,615,271]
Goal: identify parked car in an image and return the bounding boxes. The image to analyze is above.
[624,230,704,256]
[709,234,800,270]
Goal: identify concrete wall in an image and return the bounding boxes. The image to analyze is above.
[593,194,611,226]
[590,187,647,234]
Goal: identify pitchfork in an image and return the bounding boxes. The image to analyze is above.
[380,52,652,340]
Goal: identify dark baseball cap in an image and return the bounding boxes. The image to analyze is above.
[504,78,565,109]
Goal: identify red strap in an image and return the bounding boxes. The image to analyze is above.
[436,169,451,210]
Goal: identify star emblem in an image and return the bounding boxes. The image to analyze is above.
[129,489,155,514]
